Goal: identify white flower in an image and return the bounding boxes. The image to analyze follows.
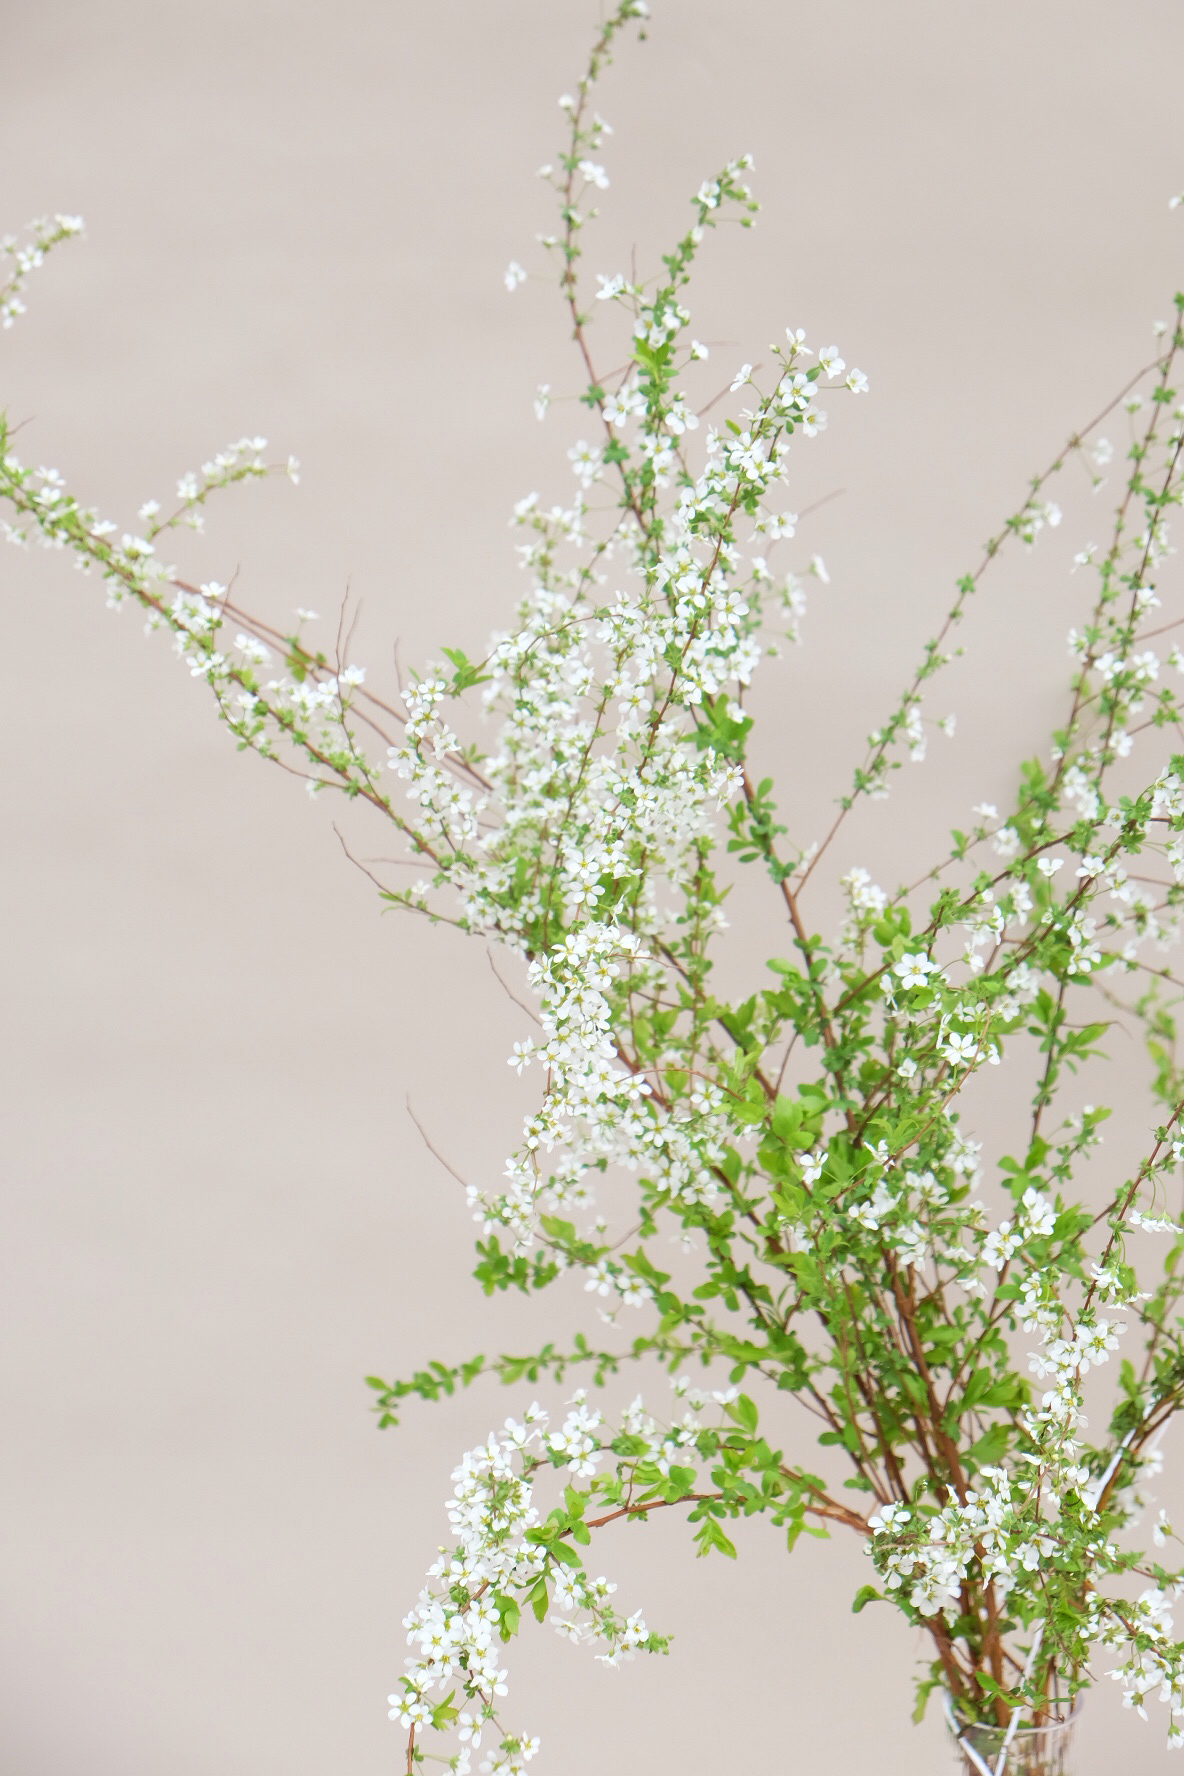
[235,632,271,666]
[868,1502,911,1533]
[504,261,527,291]
[983,1222,1021,1269]
[730,363,753,392]
[1131,1210,1182,1234]
[584,1260,615,1297]
[818,345,846,378]
[595,273,625,302]
[567,440,601,486]
[1020,1187,1056,1238]
[850,1179,895,1233]
[894,952,939,991]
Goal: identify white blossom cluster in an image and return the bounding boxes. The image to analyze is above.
[368,231,869,1257]
[866,1189,1184,1739]
[389,1392,663,1774]
[489,923,735,1248]
[0,212,82,329]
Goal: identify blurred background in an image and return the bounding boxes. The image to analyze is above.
[3,2,1184,1771]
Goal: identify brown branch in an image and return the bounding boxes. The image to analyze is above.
[406,1096,472,1191]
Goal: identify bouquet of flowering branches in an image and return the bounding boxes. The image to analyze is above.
[6,6,1184,1772]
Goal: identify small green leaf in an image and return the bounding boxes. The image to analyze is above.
[725,1393,759,1435]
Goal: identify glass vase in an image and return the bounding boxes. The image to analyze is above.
[944,1697,1080,1776]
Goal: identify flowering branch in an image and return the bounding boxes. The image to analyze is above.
[7,1,1184,1768]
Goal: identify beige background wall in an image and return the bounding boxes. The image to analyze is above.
[3,3,1184,1772]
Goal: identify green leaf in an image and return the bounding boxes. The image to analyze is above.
[966,1424,1012,1469]
[771,1094,804,1143]
[725,1393,759,1435]
[695,1516,737,1559]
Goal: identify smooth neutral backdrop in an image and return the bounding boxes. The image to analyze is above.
[3,4,1184,1773]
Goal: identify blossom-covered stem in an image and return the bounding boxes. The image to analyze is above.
[800,348,1177,892]
[1088,1105,1184,1257]
[210,587,499,792]
[1097,429,1184,768]
[1056,322,1183,796]
[0,213,83,327]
